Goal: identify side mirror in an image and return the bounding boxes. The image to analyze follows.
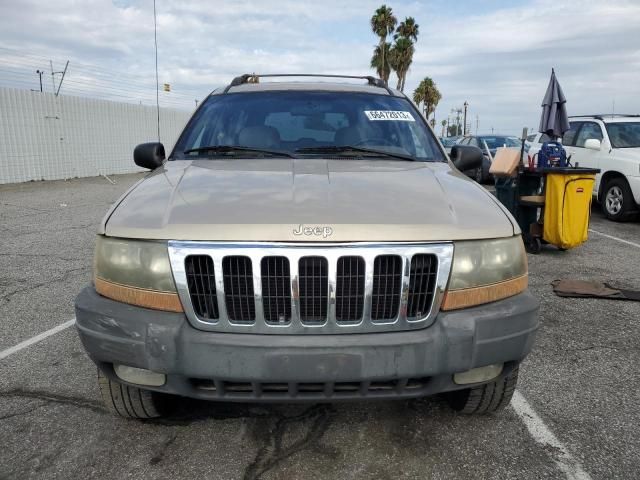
[450,145,483,171]
[134,142,165,170]
[584,138,601,151]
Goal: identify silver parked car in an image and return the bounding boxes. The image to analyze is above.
[75,74,538,419]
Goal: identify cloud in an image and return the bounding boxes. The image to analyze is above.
[1,0,639,132]
[406,0,640,131]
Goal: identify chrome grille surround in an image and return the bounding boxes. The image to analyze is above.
[169,241,453,335]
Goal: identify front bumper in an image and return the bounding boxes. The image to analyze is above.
[75,286,539,402]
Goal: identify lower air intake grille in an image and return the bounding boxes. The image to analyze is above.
[261,256,292,325]
[298,256,328,324]
[335,256,365,322]
[371,255,402,321]
[407,254,438,318]
[222,256,255,323]
[185,255,219,319]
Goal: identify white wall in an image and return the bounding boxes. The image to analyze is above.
[0,87,192,184]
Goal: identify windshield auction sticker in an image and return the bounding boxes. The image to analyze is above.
[364,110,415,121]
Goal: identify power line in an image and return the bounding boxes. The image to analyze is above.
[0,45,203,110]
[0,58,200,98]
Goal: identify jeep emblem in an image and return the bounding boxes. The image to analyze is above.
[293,224,333,238]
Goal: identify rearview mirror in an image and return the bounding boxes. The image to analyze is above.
[134,142,165,170]
[450,145,483,171]
[584,138,601,151]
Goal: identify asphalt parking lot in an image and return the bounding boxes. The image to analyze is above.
[1,173,639,480]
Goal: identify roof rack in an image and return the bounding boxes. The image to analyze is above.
[569,114,640,120]
[222,73,395,95]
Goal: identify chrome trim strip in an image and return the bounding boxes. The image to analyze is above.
[168,241,453,335]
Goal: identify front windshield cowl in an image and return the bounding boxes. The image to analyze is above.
[171,91,446,162]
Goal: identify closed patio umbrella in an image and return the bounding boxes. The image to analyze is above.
[539,68,570,140]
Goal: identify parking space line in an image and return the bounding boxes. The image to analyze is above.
[511,391,592,480]
[0,318,75,361]
[589,229,640,249]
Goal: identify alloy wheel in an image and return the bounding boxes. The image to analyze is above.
[605,186,623,215]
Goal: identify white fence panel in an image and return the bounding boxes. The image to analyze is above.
[0,87,192,184]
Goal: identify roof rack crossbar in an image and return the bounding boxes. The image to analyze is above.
[222,73,395,95]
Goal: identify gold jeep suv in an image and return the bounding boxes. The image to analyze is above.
[75,74,538,419]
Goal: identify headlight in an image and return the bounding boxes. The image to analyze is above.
[442,236,528,310]
[94,236,182,312]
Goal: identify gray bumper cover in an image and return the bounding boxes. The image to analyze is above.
[75,287,539,401]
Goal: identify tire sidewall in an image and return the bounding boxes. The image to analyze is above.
[602,178,632,221]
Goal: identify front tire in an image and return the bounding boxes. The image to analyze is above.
[602,178,636,221]
[97,368,172,419]
[445,366,519,414]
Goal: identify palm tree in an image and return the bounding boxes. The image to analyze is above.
[389,17,419,92]
[395,17,419,42]
[370,5,397,85]
[413,77,442,119]
[389,37,414,91]
[441,119,447,137]
[370,42,392,84]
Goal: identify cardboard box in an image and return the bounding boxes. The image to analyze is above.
[489,147,521,177]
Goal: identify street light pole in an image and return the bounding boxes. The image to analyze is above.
[463,101,469,136]
[35,70,44,92]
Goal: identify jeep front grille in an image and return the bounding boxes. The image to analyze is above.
[185,255,219,320]
[407,254,438,318]
[222,256,255,323]
[335,256,365,322]
[172,242,453,335]
[261,256,292,325]
[298,256,329,324]
[371,255,403,321]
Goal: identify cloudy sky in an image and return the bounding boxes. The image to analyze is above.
[1,0,640,133]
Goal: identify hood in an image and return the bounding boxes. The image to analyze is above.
[103,159,515,242]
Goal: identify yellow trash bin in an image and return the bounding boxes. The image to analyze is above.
[543,170,597,249]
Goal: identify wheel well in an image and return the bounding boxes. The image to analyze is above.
[598,171,628,200]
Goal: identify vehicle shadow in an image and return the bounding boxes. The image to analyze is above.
[146,394,446,427]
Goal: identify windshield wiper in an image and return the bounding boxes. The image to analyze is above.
[183,145,295,158]
[295,145,416,161]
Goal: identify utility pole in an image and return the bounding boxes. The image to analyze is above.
[463,101,469,136]
[55,61,68,96]
[446,117,450,137]
[194,99,199,107]
[476,115,479,135]
[49,60,69,96]
[35,70,44,92]
[153,0,161,142]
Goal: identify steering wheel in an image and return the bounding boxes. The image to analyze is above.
[353,137,396,147]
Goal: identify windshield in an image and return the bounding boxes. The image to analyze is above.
[606,122,640,148]
[440,137,458,147]
[172,91,445,161]
[479,136,520,149]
